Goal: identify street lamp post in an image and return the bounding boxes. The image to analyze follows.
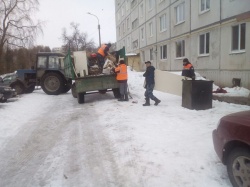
[87,12,101,47]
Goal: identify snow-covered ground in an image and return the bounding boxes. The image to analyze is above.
[0,69,249,187]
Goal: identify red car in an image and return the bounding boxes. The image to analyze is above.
[212,110,250,187]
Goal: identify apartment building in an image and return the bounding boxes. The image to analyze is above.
[115,0,250,89]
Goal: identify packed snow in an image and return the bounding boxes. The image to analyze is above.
[0,68,249,187]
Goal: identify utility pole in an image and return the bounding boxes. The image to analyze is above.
[87,12,101,47]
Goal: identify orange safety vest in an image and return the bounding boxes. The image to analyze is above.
[183,63,193,70]
[115,64,128,81]
[97,44,107,57]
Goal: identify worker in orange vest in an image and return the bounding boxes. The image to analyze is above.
[97,43,111,69]
[181,58,195,80]
[115,59,128,101]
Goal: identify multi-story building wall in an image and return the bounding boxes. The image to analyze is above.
[115,0,250,89]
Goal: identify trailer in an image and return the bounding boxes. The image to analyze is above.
[64,48,125,104]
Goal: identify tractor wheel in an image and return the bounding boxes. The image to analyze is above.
[25,84,36,93]
[71,83,77,98]
[77,93,85,104]
[11,82,25,95]
[41,72,64,95]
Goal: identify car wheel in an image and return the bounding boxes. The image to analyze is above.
[0,98,7,103]
[227,147,250,187]
[12,82,25,95]
[25,84,36,93]
[11,82,24,95]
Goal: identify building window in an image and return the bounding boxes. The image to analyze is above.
[160,45,167,59]
[141,27,144,40]
[148,0,154,10]
[140,3,144,17]
[123,22,126,35]
[176,40,185,57]
[176,3,185,24]
[127,37,130,49]
[232,23,246,51]
[131,0,137,9]
[121,6,124,16]
[118,12,121,22]
[133,40,138,49]
[200,0,210,13]
[132,19,138,30]
[127,18,130,31]
[141,51,145,62]
[149,22,153,37]
[150,48,153,60]
[199,32,210,55]
[126,0,130,11]
[160,14,167,32]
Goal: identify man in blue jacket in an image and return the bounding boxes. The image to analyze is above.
[143,61,161,106]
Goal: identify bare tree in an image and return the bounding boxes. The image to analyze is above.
[0,0,43,63]
[61,22,95,53]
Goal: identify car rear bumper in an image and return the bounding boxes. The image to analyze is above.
[212,129,225,164]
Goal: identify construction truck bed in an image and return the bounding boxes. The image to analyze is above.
[64,50,120,104]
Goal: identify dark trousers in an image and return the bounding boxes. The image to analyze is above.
[119,82,128,95]
[96,53,105,68]
[144,83,157,100]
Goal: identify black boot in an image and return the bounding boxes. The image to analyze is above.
[118,94,124,101]
[124,94,129,101]
[154,98,161,106]
[143,98,150,106]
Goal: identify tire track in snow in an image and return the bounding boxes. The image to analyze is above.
[0,95,77,187]
[62,103,124,187]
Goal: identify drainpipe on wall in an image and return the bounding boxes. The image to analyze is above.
[154,45,158,69]
[190,0,192,62]
[169,2,171,71]
[219,0,222,72]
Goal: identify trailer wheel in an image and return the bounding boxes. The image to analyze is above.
[99,89,107,94]
[71,83,77,98]
[77,93,85,104]
[41,72,63,95]
[112,88,120,98]
[11,82,25,95]
[25,84,36,93]
[62,79,72,93]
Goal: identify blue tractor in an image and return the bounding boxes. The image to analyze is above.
[1,52,72,95]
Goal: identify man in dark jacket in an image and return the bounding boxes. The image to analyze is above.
[143,61,161,106]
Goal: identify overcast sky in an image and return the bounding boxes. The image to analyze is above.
[35,0,116,49]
